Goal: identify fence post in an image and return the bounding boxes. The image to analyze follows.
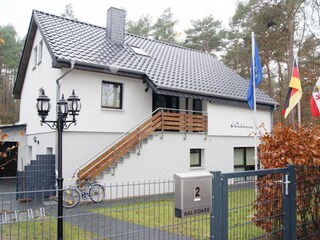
[282,164,296,240]
[288,164,297,239]
[210,171,222,240]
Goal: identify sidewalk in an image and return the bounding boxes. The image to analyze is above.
[64,206,194,240]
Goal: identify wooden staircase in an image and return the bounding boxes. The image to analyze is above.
[76,108,208,186]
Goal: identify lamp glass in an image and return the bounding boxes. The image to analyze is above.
[57,94,68,119]
[67,90,81,116]
[36,89,51,119]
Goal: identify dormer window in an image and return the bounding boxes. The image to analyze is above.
[129,45,149,57]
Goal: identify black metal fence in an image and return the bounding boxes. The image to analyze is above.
[211,165,320,240]
[1,165,320,239]
[295,165,320,239]
[1,179,209,240]
[211,166,296,239]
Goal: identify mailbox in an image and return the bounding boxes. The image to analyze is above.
[174,172,212,218]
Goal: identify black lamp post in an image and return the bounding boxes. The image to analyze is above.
[36,88,81,240]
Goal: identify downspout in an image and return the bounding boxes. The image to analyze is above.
[54,60,75,182]
[56,60,75,104]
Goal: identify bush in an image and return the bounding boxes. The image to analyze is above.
[254,123,320,238]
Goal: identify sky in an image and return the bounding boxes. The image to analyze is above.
[0,0,237,39]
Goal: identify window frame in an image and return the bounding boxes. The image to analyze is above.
[101,81,123,109]
[38,40,43,65]
[190,148,202,167]
[33,46,38,69]
[193,99,202,115]
[234,147,255,171]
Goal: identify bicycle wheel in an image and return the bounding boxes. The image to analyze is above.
[63,188,80,208]
[89,183,105,203]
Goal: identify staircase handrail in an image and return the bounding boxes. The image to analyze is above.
[73,107,163,177]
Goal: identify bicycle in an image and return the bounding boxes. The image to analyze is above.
[62,178,105,208]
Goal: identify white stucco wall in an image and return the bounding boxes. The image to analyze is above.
[19,30,61,135]
[207,104,272,136]
[60,70,152,133]
[93,131,257,186]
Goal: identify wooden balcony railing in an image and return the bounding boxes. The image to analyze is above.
[76,108,208,186]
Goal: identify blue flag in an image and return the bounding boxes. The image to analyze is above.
[247,37,263,109]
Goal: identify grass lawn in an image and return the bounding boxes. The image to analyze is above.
[0,217,101,240]
[92,188,268,239]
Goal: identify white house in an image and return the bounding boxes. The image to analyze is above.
[13,7,277,189]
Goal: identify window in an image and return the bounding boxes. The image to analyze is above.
[101,81,123,109]
[46,147,53,155]
[33,46,37,69]
[129,45,149,56]
[234,147,255,181]
[193,99,202,111]
[38,40,43,65]
[190,149,202,167]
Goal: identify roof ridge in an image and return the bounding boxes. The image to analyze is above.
[32,9,217,57]
[125,32,214,55]
[32,9,106,30]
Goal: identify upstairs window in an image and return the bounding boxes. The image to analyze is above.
[38,40,43,65]
[33,46,38,69]
[101,81,123,109]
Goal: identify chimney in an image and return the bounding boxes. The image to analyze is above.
[106,7,125,45]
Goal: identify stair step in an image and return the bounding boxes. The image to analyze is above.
[102,168,111,174]
[148,134,154,140]
[129,147,136,153]
[122,152,130,158]
[141,138,148,143]
[95,174,104,180]
[117,157,124,163]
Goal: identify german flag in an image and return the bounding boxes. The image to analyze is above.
[282,58,302,118]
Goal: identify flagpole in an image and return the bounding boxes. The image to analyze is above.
[295,52,301,126]
[252,32,258,170]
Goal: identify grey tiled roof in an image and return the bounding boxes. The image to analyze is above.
[31,10,276,106]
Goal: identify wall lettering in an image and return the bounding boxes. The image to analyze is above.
[230,122,253,129]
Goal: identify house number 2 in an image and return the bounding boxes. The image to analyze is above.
[194,186,201,201]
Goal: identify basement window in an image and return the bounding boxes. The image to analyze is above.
[129,45,149,57]
[234,147,255,182]
[190,149,203,167]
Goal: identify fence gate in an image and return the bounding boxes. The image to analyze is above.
[210,165,296,240]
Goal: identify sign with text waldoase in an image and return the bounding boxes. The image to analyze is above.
[174,172,212,218]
